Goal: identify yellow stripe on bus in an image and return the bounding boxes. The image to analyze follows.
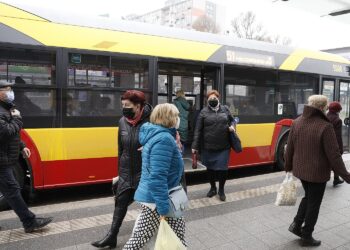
[26,128,118,162]
[279,49,350,71]
[25,124,275,162]
[0,3,47,22]
[0,16,221,62]
[236,123,275,148]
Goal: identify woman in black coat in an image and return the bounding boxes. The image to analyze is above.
[91,90,152,248]
[327,101,344,186]
[191,90,235,201]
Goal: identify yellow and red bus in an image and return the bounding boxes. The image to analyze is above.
[0,2,350,208]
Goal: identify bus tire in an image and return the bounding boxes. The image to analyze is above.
[0,162,25,211]
[275,134,289,171]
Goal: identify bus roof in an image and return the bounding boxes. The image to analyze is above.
[0,2,349,77]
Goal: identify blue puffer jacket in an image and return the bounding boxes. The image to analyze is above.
[134,122,184,215]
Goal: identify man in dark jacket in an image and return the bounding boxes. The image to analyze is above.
[285,95,350,247]
[0,80,52,233]
[327,101,344,186]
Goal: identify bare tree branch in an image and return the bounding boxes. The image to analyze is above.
[192,15,220,34]
[230,11,292,46]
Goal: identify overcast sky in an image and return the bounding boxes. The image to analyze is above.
[3,0,350,50]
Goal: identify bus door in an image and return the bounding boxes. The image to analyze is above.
[157,62,219,157]
[339,80,350,152]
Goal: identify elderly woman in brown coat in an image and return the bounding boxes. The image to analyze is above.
[284,95,350,247]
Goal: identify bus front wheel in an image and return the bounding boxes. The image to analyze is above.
[0,162,25,211]
[275,134,288,171]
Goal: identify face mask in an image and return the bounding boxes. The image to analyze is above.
[208,99,219,108]
[122,107,135,119]
[5,90,15,103]
[175,117,180,129]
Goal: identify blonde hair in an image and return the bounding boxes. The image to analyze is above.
[176,89,185,98]
[150,103,179,128]
[308,95,328,109]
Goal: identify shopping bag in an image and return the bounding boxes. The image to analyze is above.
[154,219,186,250]
[275,172,297,206]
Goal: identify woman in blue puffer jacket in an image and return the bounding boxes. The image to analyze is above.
[123,103,186,250]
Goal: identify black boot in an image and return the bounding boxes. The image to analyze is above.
[207,170,217,198]
[301,236,321,247]
[91,226,117,248]
[333,176,344,187]
[288,221,302,237]
[92,190,134,249]
[218,170,227,202]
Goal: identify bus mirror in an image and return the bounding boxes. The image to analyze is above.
[344,118,350,126]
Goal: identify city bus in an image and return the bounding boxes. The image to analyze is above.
[0,2,350,209]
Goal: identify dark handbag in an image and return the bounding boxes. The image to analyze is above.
[229,127,242,153]
[223,106,242,153]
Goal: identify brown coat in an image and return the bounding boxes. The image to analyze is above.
[285,105,350,183]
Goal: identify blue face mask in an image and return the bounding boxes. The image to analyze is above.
[5,90,15,103]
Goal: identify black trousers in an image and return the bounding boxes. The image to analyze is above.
[111,189,135,234]
[294,180,326,236]
[0,165,35,228]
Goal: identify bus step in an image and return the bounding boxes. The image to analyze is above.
[183,158,206,173]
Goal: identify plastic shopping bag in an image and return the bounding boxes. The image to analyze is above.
[154,219,186,250]
[275,172,297,206]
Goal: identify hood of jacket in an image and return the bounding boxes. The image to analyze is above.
[139,122,176,146]
[140,103,152,121]
[326,111,339,123]
[302,105,329,122]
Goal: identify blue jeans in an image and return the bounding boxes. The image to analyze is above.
[0,165,35,228]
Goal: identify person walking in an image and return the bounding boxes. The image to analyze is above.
[327,101,345,186]
[191,90,235,202]
[123,103,186,249]
[0,80,52,233]
[173,89,190,151]
[91,90,152,248]
[285,95,350,247]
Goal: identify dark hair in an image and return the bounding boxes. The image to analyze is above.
[121,90,146,106]
[207,90,220,99]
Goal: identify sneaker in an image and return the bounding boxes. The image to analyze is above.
[301,236,321,247]
[288,222,302,237]
[24,217,53,233]
[206,187,217,198]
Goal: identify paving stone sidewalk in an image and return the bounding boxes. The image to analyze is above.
[185,155,350,250]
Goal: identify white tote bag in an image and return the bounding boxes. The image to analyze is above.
[154,219,186,250]
[275,172,297,206]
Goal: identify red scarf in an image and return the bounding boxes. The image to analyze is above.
[126,107,144,127]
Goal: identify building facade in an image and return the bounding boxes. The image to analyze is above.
[126,0,225,33]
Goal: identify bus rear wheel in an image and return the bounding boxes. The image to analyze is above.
[275,134,288,171]
[0,162,25,211]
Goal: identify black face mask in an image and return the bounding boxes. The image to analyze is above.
[208,99,219,108]
[123,107,135,119]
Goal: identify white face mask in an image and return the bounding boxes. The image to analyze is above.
[5,90,15,103]
[175,117,180,129]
